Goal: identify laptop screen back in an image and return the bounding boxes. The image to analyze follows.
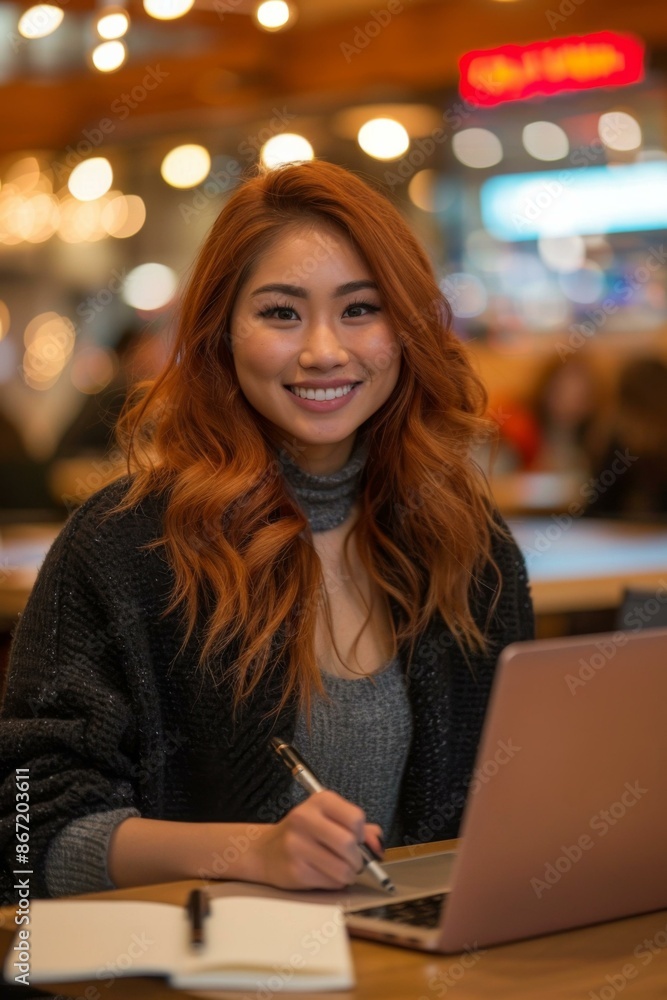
[439,627,667,952]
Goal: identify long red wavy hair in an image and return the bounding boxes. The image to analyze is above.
[115,160,501,720]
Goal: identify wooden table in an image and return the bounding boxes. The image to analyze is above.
[509,518,667,615]
[1,840,666,999]
[490,471,584,516]
[2,519,667,626]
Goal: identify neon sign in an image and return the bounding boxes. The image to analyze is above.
[459,32,645,107]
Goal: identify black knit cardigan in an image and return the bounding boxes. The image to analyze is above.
[0,479,534,898]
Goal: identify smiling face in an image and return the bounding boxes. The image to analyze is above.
[229,221,402,475]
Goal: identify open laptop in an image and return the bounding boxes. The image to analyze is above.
[345,626,667,953]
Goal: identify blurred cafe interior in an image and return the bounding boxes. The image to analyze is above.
[1,0,667,681]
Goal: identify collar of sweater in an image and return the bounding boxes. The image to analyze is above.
[276,435,368,533]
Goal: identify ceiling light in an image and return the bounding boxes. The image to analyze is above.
[260,134,314,168]
[537,235,586,273]
[357,118,409,160]
[91,39,127,72]
[598,111,642,152]
[522,121,569,162]
[161,145,211,188]
[255,1,293,30]
[96,8,130,39]
[452,129,503,169]
[333,104,442,140]
[18,5,64,39]
[123,263,178,311]
[143,0,195,20]
[68,158,113,202]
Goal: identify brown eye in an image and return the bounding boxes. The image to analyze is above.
[344,301,381,318]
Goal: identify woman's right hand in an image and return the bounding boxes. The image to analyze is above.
[251,790,385,890]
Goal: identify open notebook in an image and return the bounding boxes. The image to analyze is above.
[4,895,354,992]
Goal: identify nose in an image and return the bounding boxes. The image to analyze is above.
[298,317,349,368]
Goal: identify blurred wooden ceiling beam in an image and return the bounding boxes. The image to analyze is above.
[1,0,665,158]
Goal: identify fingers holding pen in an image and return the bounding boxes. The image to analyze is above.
[258,791,371,890]
[289,791,369,885]
[268,739,391,892]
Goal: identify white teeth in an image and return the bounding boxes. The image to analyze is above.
[288,383,357,400]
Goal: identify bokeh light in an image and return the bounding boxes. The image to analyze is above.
[598,111,642,152]
[522,122,569,162]
[357,118,410,160]
[441,273,488,318]
[452,128,503,169]
[70,346,116,393]
[537,235,586,274]
[96,9,130,38]
[0,301,10,340]
[22,313,76,390]
[101,194,146,238]
[143,0,195,19]
[122,263,178,310]
[91,40,127,72]
[255,1,293,30]
[160,145,211,188]
[558,262,606,304]
[408,170,455,213]
[68,158,113,202]
[18,4,64,39]
[260,134,314,168]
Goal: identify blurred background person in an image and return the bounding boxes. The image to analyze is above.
[585,356,667,522]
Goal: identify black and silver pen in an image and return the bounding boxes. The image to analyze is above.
[270,736,396,894]
[187,888,210,949]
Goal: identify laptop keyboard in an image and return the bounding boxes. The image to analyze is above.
[353,892,447,928]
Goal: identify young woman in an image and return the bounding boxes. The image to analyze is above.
[0,160,534,900]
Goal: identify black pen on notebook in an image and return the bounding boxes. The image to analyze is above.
[187,888,210,949]
[270,736,396,895]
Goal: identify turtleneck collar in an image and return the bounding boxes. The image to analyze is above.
[277,435,368,533]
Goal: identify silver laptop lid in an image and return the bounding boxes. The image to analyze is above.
[440,626,667,952]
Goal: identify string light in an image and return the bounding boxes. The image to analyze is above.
[91,39,127,72]
[143,0,195,21]
[68,159,113,202]
[18,4,63,39]
[357,119,409,160]
[255,1,293,30]
[260,134,314,168]
[96,8,130,39]
[160,145,211,188]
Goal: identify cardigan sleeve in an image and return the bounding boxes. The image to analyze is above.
[0,509,145,900]
[487,515,535,648]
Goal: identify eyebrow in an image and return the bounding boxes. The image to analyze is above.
[250,280,379,299]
